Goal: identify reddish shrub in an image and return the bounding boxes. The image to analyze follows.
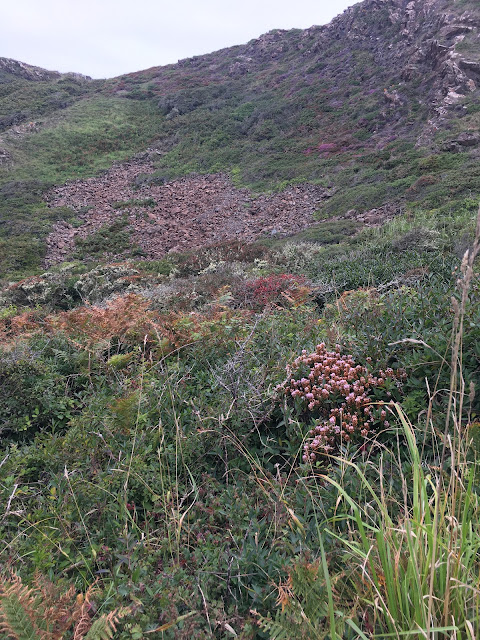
[47,294,156,349]
[0,310,43,344]
[236,274,309,310]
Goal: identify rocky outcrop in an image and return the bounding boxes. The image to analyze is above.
[442,131,480,152]
[0,57,60,81]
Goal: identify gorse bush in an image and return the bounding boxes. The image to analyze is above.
[278,343,406,460]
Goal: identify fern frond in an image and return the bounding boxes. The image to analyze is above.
[72,581,100,640]
[0,573,125,640]
[0,575,42,640]
[256,611,291,640]
[256,608,325,640]
[254,558,338,640]
[33,573,77,639]
[83,608,128,640]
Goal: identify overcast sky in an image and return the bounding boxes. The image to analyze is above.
[1,0,357,79]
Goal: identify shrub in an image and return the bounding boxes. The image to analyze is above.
[47,294,156,352]
[278,343,406,461]
[74,218,132,259]
[235,273,309,310]
[0,338,86,439]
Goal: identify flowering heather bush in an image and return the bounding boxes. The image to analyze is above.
[236,273,309,309]
[278,343,406,461]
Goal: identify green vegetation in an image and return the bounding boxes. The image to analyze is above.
[0,0,480,634]
[6,97,165,184]
[0,202,478,637]
[74,217,134,260]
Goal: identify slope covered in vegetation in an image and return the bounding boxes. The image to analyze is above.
[1,0,480,278]
[0,0,480,637]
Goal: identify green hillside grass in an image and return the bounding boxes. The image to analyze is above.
[2,96,165,184]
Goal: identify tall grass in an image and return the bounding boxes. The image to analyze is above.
[338,207,479,638]
[322,407,480,639]
[258,206,480,639]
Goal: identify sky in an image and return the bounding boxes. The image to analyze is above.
[1,0,357,79]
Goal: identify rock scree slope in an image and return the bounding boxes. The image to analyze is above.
[45,159,331,264]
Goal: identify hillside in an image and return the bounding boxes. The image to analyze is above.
[1,0,480,278]
[0,1,480,638]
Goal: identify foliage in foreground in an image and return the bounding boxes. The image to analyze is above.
[0,207,478,637]
[0,573,127,639]
[257,412,480,639]
[258,207,480,639]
